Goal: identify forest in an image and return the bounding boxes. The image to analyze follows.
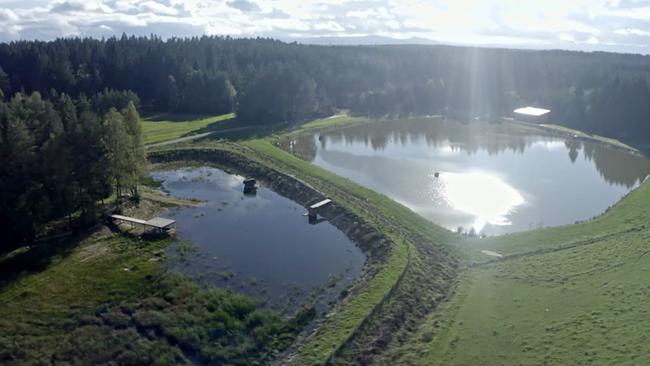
[2,35,650,247]
[0,89,143,247]
[1,35,650,144]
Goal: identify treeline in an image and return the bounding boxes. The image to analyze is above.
[0,90,144,247]
[1,35,650,142]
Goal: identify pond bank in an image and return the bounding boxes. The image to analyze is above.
[149,141,460,365]
[150,165,366,315]
[148,148,394,267]
[281,116,650,235]
[0,184,314,365]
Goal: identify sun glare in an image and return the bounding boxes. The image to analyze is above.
[435,171,525,232]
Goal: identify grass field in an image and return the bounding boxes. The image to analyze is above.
[0,216,307,365]
[188,115,458,364]
[149,112,459,365]
[4,111,649,365]
[142,113,235,144]
[393,177,650,365]
[241,114,650,365]
[0,234,172,363]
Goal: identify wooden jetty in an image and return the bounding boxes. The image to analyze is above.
[243,178,257,188]
[307,199,332,223]
[243,178,258,195]
[110,214,176,234]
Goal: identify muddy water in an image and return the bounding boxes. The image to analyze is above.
[151,167,365,313]
[284,118,650,236]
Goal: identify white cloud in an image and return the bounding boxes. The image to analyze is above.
[0,0,649,53]
[614,28,650,36]
[609,6,650,20]
[0,8,19,21]
[587,35,600,44]
[560,33,576,42]
[314,21,345,32]
[227,0,261,13]
[139,1,178,15]
[346,8,393,20]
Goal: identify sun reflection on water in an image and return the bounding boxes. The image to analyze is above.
[434,171,525,232]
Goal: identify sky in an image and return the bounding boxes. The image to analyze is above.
[1,0,650,53]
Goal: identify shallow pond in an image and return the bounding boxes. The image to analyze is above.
[151,167,365,313]
[284,118,650,235]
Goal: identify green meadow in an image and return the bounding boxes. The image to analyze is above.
[3,111,649,365]
[390,175,650,365]
[142,113,235,144]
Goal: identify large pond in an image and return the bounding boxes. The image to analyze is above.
[151,167,365,313]
[284,118,650,236]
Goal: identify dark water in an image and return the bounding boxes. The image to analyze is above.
[284,118,650,236]
[151,167,365,312]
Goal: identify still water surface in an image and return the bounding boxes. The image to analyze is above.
[151,167,365,312]
[285,118,650,235]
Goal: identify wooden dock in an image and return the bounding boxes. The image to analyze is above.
[110,214,176,234]
[307,199,332,223]
[309,199,332,210]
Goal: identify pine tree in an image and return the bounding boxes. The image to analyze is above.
[122,102,146,197]
[103,108,131,203]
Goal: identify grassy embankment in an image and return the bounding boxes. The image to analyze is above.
[505,117,643,156]
[238,114,650,365]
[6,111,647,365]
[0,194,310,365]
[389,175,650,365]
[240,138,413,364]
[153,114,460,365]
[142,112,235,145]
[148,113,650,365]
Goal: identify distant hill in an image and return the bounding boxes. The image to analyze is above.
[284,35,439,46]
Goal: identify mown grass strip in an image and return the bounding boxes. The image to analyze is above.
[151,115,458,364]
[409,177,650,365]
[459,176,650,261]
[242,138,454,244]
[148,140,414,364]
[297,240,410,365]
[240,139,451,365]
[142,113,234,144]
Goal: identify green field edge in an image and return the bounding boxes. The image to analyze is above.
[147,140,415,365]
[142,113,235,145]
[405,173,650,365]
[243,140,414,365]
[148,114,460,364]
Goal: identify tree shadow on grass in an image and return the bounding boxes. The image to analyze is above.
[0,236,82,289]
[141,112,212,123]
[195,119,301,142]
[0,224,125,290]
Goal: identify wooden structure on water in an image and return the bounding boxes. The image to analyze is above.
[307,199,332,224]
[110,214,176,235]
[243,178,258,195]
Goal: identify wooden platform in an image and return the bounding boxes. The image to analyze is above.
[111,214,147,226]
[110,214,176,233]
[307,199,332,224]
[309,199,332,210]
[145,217,176,229]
